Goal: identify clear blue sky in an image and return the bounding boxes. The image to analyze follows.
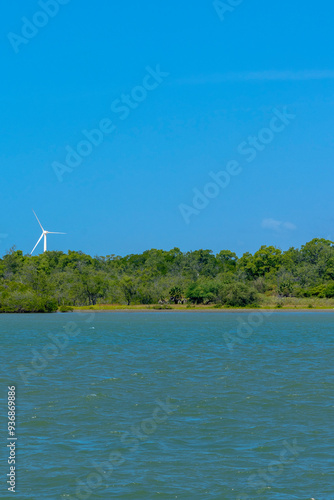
[1,0,334,257]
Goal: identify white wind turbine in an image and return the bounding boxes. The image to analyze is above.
[31,210,66,255]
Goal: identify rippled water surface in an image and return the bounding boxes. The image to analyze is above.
[0,312,333,499]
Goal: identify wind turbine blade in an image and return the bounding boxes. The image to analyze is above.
[31,233,44,255]
[32,210,44,231]
[48,232,66,234]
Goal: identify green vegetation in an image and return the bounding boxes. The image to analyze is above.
[0,238,334,312]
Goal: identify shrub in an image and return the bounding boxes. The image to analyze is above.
[186,282,217,304]
[0,292,58,313]
[219,282,259,307]
[59,305,74,313]
[42,299,58,313]
[324,283,334,298]
[298,285,326,298]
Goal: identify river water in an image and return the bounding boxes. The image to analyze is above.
[0,312,333,499]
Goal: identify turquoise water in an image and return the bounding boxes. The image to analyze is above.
[0,312,333,499]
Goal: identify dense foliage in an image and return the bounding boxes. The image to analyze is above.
[0,239,333,312]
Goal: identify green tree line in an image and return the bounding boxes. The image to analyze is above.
[0,238,333,312]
